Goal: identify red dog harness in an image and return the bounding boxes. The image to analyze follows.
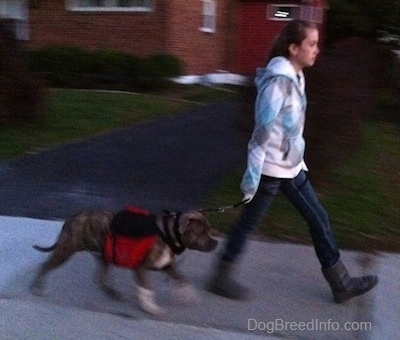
[103,206,158,269]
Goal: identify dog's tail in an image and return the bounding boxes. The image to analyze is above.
[32,243,58,252]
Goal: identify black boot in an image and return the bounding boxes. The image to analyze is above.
[207,259,249,300]
[322,260,378,303]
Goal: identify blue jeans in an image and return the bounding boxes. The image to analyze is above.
[222,170,340,269]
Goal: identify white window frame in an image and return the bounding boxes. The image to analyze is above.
[66,0,153,12]
[267,4,301,21]
[267,4,323,23]
[200,0,216,33]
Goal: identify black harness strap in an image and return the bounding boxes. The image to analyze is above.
[110,209,158,237]
[157,213,186,255]
[112,234,117,264]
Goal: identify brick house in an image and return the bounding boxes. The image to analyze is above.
[0,0,328,75]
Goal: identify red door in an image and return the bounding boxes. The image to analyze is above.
[235,2,287,75]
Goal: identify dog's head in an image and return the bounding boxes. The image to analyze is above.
[177,210,218,252]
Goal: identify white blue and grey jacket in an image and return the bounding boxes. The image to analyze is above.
[241,57,309,198]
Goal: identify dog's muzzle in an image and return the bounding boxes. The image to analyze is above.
[204,237,219,252]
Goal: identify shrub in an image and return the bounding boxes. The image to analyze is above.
[88,50,144,79]
[26,45,88,74]
[139,53,183,90]
[24,46,182,90]
[144,53,183,78]
[24,45,90,86]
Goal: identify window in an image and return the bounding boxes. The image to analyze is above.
[66,0,153,12]
[267,4,323,23]
[0,0,28,40]
[267,5,300,21]
[200,0,216,33]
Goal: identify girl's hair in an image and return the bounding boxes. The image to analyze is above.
[267,19,317,62]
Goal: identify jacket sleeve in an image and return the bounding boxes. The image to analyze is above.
[240,77,286,197]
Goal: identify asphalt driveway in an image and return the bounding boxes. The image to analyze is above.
[0,100,248,220]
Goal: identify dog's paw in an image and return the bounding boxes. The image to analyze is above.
[30,282,44,296]
[172,283,200,305]
[140,301,165,317]
[137,286,164,317]
[100,285,124,300]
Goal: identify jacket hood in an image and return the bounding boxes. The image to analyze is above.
[255,57,304,94]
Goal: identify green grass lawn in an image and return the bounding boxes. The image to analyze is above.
[0,86,237,160]
[202,121,400,253]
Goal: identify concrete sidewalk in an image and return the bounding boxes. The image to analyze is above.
[1,216,398,339]
[0,101,398,338]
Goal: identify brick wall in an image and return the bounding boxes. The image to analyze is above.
[28,0,233,75]
[29,1,165,61]
[162,0,235,74]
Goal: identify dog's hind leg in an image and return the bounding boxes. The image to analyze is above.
[30,245,75,296]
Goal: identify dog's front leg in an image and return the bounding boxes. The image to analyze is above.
[135,266,163,316]
[164,266,200,305]
[164,265,186,283]
[94,256,122,300]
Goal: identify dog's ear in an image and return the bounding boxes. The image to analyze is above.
[178,211,207,234]
[178,216,190,234]
[177,213,198,234]
[178,222,187,234]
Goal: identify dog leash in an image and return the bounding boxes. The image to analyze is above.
[199,199,247,213]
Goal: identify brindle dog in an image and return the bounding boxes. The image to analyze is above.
[30,209,218,316]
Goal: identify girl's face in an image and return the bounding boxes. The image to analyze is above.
[289,28,320,73]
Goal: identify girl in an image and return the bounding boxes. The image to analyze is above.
[208,19,378,303]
